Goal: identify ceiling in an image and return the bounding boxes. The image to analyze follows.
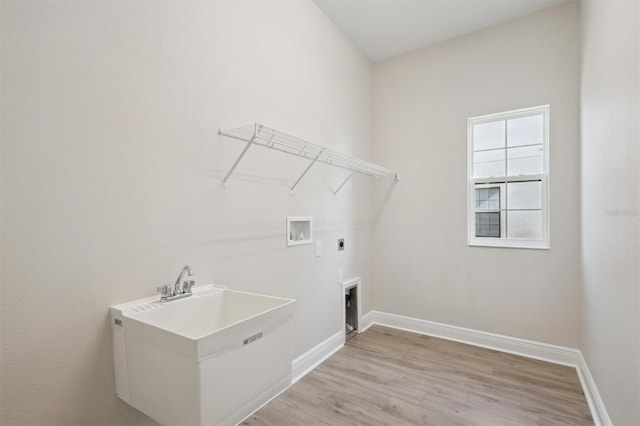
[313,0,570,61]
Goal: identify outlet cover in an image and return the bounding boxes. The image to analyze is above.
[315,241,322,257]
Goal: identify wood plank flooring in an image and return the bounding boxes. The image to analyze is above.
[242,325,593,426]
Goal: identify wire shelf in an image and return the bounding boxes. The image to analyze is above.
[218,123,398,193]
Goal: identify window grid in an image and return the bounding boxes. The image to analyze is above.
[468,105,549,249]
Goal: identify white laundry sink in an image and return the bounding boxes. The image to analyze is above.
[111,284,295,426]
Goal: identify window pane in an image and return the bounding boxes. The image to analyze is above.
[474,149,505,178]
[476,212,500,237]
[507,181,542,210]
[507,211,542,239]
[473,121,505,151]
[488,188,500,209]
[476,188,487,209]
[475,187,501,209]
[507,114,543,147]
[507,145,543,175]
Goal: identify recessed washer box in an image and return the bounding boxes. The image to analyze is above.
[287,216,312,246]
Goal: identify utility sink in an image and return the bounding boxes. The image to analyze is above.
[111,284,295,426]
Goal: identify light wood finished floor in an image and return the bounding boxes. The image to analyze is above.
[242,325,593,426]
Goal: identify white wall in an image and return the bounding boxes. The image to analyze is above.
[0,1,373,424]
[371,2,582,347]
[580,0,640,424]
[4,0,637,424]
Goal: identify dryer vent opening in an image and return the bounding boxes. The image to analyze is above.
[345,285,358,341]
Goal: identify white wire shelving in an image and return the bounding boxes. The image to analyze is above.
[218,123,398,194]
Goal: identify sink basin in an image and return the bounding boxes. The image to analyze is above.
[111,284,295,426]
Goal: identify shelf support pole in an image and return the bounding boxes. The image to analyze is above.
[220,126,257,189]
[290,149,324,194]
[332,173,353,195]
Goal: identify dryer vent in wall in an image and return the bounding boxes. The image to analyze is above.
[345,285,358,341]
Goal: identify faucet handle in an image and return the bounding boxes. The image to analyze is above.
[157,284,171,298]
[183,280,195,294]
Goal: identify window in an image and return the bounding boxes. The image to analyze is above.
[468,105,549,249]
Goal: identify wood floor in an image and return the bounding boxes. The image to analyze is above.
[242,325,593,426]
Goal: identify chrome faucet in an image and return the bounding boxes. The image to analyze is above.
[157,265,195,302]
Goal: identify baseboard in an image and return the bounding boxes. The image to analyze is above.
[364,310,611,426]
[576,352,612,426]
[368,310,580,366]
[291,330,343,383]
[360,311,375,333]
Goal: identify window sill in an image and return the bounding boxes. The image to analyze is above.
[468,239,550,250]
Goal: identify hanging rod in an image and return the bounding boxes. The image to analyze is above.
[218,123,398,193]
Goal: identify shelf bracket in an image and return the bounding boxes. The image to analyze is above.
[290,148,324,194]
[332,173,353,195]
[220,125,257,189]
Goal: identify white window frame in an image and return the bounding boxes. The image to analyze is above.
[467,105,550,249]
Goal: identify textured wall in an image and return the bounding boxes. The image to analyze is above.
[0,1,373,424]
[371,3,582,347]
[580,0,640,423]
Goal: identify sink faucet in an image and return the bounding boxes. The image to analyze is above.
[175,265,193,292]
[157,265,195,302]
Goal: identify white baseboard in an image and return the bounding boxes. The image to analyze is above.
[291,330,343,383]
[360,311,375,333]
[576,352,612,426]
[363,310,611,426]
[366,310,579,366]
